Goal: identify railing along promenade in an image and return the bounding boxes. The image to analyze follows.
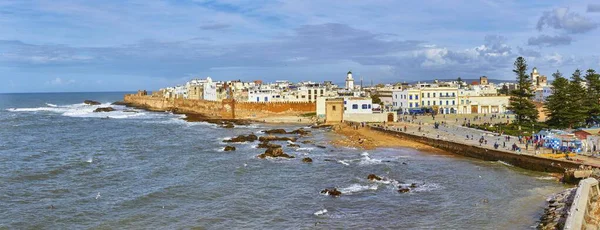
[565,178,600,230]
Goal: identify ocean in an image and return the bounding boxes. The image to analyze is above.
[0,92,566,229]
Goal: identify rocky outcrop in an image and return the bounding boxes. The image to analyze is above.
[223,134,258,143]
[311,124,333,129]
[537,188,576,230]
[257,147,294,159]
[398,188,410,193]
[111,101,130,106]
[301,140,313,144]
[224,146,236,151]
[258,136,297,142]
[321,188,342,197]
[84,100,101,105]
[93,107,115,112]
[302,157,313,163]
[262,128,311,135]
[367,174,382,181]
[257,142,282,149]
[222,123,234,128]
[263,129,288,134]
[289,128,310,135]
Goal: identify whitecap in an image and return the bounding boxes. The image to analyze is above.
[337,160,350,166]
[314,209,328,216]
[536,176,557,181]
[85,157,93,163]
[296,147,313,151]
[338,184,378,194]
[45,103,58,107]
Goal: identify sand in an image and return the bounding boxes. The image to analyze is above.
[330,123,445,153]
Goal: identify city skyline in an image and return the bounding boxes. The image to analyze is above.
[2,0,600,93]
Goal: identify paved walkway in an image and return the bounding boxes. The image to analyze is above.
[374,114,600,168]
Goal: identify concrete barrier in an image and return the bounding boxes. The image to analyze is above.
[565,178,600,230]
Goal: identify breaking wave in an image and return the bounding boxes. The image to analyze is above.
[7,103,153,119]
[338,184,378,194]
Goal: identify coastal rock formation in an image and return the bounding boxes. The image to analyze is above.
[222,123,235,129]
[302,157,313,163]
[398,188,410,193]
[258,136,297,142]
[224,146,236,151]
[367,174,382,181]
[93,107,115,112]
[311,124,333,129]
[289,128,310,136]
[111,101,130,106]
[257,142,282,149]
[263,129,287,134]
[320,188,342,197]
[223,134,258,143]
[84,100,101,105]
[410,183,418,188]
[537,188,576,230]
[257,147,294,159]
[287,143,300,148]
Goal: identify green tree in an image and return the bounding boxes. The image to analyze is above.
[371,94,383,105]
[584,69,600,125]
[498,85,509,95]
[566,69,587,128]
[544,70,570,128]
[456,77,463,88]
[507,57,538,124]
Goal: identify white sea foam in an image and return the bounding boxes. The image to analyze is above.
[536,176,556,181]
[296,147,313,151]
[358,153,382,165]
[337,160,350,166]
[497,161,513,167]
[314,209,328,216]
[85,157,93,163]
[338,184,378,194]
[45,103,58,107]
[7,103,153,119]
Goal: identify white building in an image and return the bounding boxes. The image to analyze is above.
[534,86,553,102]
[343,97,372,114]
[345,71,354,90]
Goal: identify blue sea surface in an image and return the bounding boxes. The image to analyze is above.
[0,92,565,229]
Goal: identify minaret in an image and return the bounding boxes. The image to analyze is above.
[345,71,354,90]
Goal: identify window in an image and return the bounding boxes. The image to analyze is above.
[428,101,430,106]
[352,104,358,109]
[409,95,413,100]
[256,97,259,102]
[446,100,448,105]
[395,95,397,99]
[368,104,371,109]
[344,101,347,104]
[433,93,436,97]
[362,104,368,109]
[427,93,430,98]
[461,100,464,104]
[416,95,419,99]
[314,90,317,94]
[320,90,323,94]
[409,103,413,108]
[452,92,455,97]
[308,90,311,94]
[433,101,436,105]
[415,103,419,107]
[422,93,425,98]
[332,105,336,111]
[452,100,455,105]
[308,95,311,100]
[264,97,268,102]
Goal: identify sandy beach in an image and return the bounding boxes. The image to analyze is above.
[330,123,445,153]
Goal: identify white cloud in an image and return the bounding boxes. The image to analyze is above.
[47,77,75,85]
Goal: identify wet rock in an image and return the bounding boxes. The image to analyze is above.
[224,146,236,151]
[223,134,258,143]
[287,143,300,148]
[258,135,297,142]
[409,183,418,188]
[123,109,138,113]
[222,123,235,129]
[398,188,410,193]
[84,100,101,105]
[367,174,382,181]
[263,129,287,134]
[301,140,314,144]
[111,101,129,106]
[289,128,310,135]
[316,145,327,149]
[311,124,333,129]
[93,107,115,112]
[302,157,313,163]
[257,147,294,159]
[320,188,341,197]
[257,142,282,149]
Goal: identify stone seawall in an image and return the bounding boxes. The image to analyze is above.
[123,95,315,119]
[370,126,583,173]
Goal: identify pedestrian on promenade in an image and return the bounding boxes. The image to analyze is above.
[494,142,499,149]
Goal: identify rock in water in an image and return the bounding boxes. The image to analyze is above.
[257,147,294,159]
[398,188,410,193]
[257,142,282,149]
[321,188,342,197]
[223,134,258,143]
[258,136,297,142]
[222,123,235,129]
[263,129,288,134]
[367,174,382,181]
[224,146,236,151]
[287,143,300,148]
[289,128,310,135]
[301,140,313,144]
[302,157,313,163]
[93,107,115,112]
[84,100,101,105]
[410,183,418,188]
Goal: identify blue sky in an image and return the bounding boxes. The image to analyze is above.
[1,0,600,93]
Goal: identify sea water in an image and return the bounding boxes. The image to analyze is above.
[0,92,566,229]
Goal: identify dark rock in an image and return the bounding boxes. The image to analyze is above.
[258,135,297,142]
[367,174,382,181]
[289,128,310,135]
[302,157,313,163]
[84,100,101,105]
[222,123,235,129]
[287,143,300,148]
[316,145,327,149]
[301,140,314,144]
[111,101,129,106]
[410,183,418,188]
[93,107,115,112]
[398,188,410,193]
[257,142,282,149]
[224,134,258,143]
[321,188,341,197]
[123,109,138,113]
[311,124,333,129]
[257,147,294,159]
[224,146,236,151]
[263,129,288,134]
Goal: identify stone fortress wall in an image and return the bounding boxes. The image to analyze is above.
[123,94,315,119]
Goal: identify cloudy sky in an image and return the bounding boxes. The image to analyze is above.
[1,0,600,93]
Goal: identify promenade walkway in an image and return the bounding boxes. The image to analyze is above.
[376,113,600,168]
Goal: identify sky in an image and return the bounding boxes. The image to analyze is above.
[1,0,600,93]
